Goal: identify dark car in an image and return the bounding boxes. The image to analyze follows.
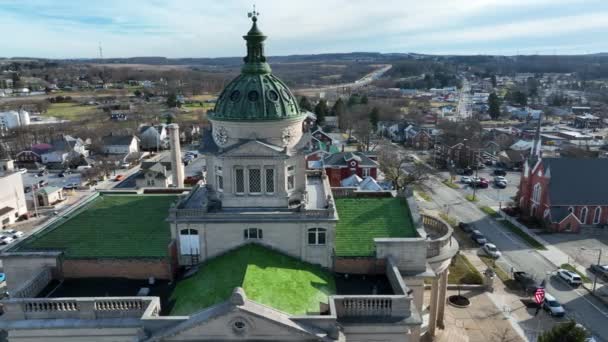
[589,264,608,280]
[470,230,487,245]
[58,172,65,178]
[495,181,507,189]
[514,271,540,294]
[37,170,47,177]
[458,222,473,233]
[493,169,507,176]
[463,168,474,176]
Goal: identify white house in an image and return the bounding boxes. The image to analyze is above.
[41,135,89,164]
[101,134,139,155]
[0,109,30,130]
[0,160,27,226]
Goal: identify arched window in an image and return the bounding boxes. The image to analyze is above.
[244,228,263,240]
[593,207,602,224]
[580,207,588,224]
[308,228,326,245]
[532,183,541,203]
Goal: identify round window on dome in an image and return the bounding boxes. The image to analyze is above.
[229,90,241,102]
[267,90,279,102]
[248,90,259,102]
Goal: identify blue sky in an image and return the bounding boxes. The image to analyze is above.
[2,0,608,58]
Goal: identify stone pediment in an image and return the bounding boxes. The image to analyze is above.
[149,289,332,341]
[221,140,286,158]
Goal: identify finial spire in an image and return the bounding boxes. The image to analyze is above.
[242,5,271,74]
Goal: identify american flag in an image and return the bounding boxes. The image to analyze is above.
[534,280,546,305]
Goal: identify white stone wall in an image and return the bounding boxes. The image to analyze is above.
[0,172,27,225]
[172,220,335,268]
[210,117,305,149]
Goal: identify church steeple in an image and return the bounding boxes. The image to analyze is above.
[242,7,271,74]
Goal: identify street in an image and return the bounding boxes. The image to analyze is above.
[418,173,608,341]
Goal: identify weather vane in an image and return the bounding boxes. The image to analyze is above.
[248,4,259,20]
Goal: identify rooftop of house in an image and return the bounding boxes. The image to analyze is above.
[169,243,337,316]
[101,134,136,146]
[540,157,608,206]
[13,195,175,258]
[334,197,417,257]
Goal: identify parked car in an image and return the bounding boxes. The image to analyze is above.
[37,180,48,187]
[460,176,472,184]
[470,230,487,245]
[0,235,14,245]
[63,183,79,190]
[557,269,583,287]
[58,172,65,178]
[18,168,27,174]
[513,271,540,293]
[120,162,131,169]
[482,243,501,258]
[589,264,608,280]
[114,175,124,182]
[4,229,24,239]
[37,170,47,177]
[458,222,473,233]
[24,186,32,193]
[494,176,507,184]
[493,169,507,176]
[77,165,92,171]
[495,181,507,189]
[0,273,5,283]
[471,180,489,188]
[542,293,565,317]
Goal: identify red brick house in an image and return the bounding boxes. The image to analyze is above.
[323,152,379,187]
[518,157,608,232]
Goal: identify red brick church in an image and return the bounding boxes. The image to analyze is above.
[518,157,608,232]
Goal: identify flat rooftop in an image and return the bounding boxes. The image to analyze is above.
[14,195,176,258]
[170,243,336,316]
[335,197,417,257]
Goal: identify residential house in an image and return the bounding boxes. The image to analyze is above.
[139,124,168,151]
[41,135,89,166]
[36,186,65,206]
[180,125,201,144]
[434,142,481,170]
[15,143,52,167]
[322,152,379,187]
[405,126,432,150]
[574,114,602,129]
[0,160,27,226]
[519,158,608,232]
[101,134,139,155]
[135,161,173,188]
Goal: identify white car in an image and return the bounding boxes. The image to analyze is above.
[494,176,507,183]
[4,229,24,239]
[460,176,472,184]
[0,235,15,245]
[542,293,565,317]
[18,168,27,174]
[482,243,501,258]
[557,269,583,287]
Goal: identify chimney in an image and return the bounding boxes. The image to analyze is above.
[167,124,184,188]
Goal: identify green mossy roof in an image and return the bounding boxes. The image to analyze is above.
[335,197,417,257]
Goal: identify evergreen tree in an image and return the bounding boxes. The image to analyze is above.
[299,96,313,112]
[491,75,497,88]
[166,93,178,108]
[538,321,587,342]
[488,93,501,120]
[369,107,380,131]
[361,95,369,104]
[314,99,328,125]
[331,98,346,117]
[347,94,360,107]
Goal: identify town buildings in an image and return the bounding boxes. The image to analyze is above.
[0,159,28,227]
[0,109,30,130]
[0,14,457,342]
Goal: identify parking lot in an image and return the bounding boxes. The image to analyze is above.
[445,168,520,208]
[22,171,82,201]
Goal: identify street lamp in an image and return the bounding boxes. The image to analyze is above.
[580,247,603,294]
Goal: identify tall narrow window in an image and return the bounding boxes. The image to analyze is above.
[235,168,245,194]
[265,168,275,193]
[308,228,327,245]
[216,165,223,191]
[249,168,261,193]
[362,168,370,177]
[580,207,588,224]
[593,207,602,224]
[287,165,295,191]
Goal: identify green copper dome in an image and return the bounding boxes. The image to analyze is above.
[209,14,303,121]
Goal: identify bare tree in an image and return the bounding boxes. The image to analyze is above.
[378,143,432,191]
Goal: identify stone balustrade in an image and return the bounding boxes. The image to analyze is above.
[332,295,410,318]
[12,267,52,299]
[421,214,454,259]
[2,297,160,320]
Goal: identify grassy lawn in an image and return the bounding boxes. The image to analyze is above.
[448,254,483,285]
[15,195,175,258]
[480,206,498,217]
[498,220,546,251]
[335,197,417,257]
[439,213,458,228]
[465,194,479,202]
[560,263,591,283]
[44,102,99,120]
[442,179,460,189]
[170,244,336,316]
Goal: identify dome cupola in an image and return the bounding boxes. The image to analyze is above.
[210,11,303,122]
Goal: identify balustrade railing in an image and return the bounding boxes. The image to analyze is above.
[12,267,52,299]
